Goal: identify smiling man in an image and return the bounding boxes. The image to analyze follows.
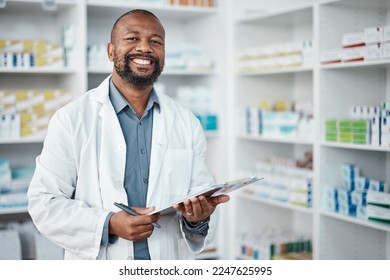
[27,9,229,260]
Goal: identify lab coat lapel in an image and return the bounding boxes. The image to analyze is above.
[147,95,175,203]
[93,76,127,208]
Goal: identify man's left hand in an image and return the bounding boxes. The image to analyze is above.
[173,194,230,224]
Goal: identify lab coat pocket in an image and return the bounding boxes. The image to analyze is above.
[160,149,193,205]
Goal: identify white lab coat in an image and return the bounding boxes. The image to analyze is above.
[27,75,218,260]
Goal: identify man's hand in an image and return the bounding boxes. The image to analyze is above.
[173,195,230,224]
[109,207,160,241]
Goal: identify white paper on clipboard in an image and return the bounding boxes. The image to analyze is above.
[150,175,263,215]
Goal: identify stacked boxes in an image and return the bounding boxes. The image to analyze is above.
[325,101,390,147]
[238,229,312,260]
[243,156,313,208]
[0,159,33,209]
[0,39,64,69]
[366,191,390,224]
[237,39,313,73]
[165,44,214,72]
[323,163,389,223]
[321,25,390,64]
[325,119,370,144]
[169,0,215,7]
[238,107,314,140]
[0,89,70,139]
[175,86,218,132]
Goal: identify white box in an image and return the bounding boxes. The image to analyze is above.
[366,204,390,222]
[383,25,390,42]
[369,179,388,193]
[342,46,365,62]
[342,32,365,48]
[355,176,370,192]
[351,191,367,207]
[382,116,390,133]
[367,190,390,207]
[364,43,382,61]
[320,49,342,64]
[364,27,383,44]
[382,42,390,59]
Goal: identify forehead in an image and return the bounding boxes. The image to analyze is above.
[115,13,165,38]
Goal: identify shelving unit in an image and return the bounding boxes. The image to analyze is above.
[227,0,315,260]
[317,0,390,259]
[1,0,228,259]
[228,0,390,260]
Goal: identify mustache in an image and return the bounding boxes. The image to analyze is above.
[125,53,159,64]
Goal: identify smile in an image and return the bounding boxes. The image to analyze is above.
[131,58,152,65]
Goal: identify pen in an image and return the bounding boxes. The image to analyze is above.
[114,202,161,228]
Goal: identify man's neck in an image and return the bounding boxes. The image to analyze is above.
[112,75,153,118]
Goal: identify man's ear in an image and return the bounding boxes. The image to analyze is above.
[107,42,114,62]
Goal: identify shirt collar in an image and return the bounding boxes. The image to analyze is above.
[109,78,160,115]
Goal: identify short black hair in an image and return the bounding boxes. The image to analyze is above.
[110,9,162,42]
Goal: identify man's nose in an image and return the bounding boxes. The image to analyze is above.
[135,39,152,52]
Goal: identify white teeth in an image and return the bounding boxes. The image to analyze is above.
[133,58,151,65]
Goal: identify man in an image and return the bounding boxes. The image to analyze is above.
[27,9,229,260]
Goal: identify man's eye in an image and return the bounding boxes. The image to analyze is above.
[151,40,163,45]
[126,37,137,41]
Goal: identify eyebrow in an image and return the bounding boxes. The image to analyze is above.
[123,30,164,40]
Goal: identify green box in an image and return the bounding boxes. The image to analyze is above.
[325,131,338,141]
[339,131,353,143]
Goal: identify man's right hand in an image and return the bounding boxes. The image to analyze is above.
[109,207,160,241]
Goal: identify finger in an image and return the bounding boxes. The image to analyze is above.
[128,227,154,241]
[132,206,156,215]
[190,196,202,216]
[183,199,194,217]
[173,202,184,212]
[199,195,211,210]
[210,195,230,206]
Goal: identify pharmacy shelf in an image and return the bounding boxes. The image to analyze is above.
[237,191,313,215]
[236,3,313,24]
[0,68,78,74]
[0,207,28,215]
[316,0,390,260]
[320,60,390,70]
[205,131,219,138]
[87,1,218,21]
[237,66,313,76]
[6,0,76,4]
[238,134,313,145]
[321,210,390,233]
[0,137,45,144]
[321,141,390,152]
[230,0,315,261]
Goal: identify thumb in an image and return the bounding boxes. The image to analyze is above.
[210,195,230,206]
[131,206,156,215]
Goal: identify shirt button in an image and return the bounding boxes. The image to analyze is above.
[140,149,145,154]
[117,181,122,187]
[119,144,125,151]
[143,178,148,184]
[127,256,134,260]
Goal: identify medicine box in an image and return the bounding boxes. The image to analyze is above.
[364,27,383,45]
[367,191,390,208]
